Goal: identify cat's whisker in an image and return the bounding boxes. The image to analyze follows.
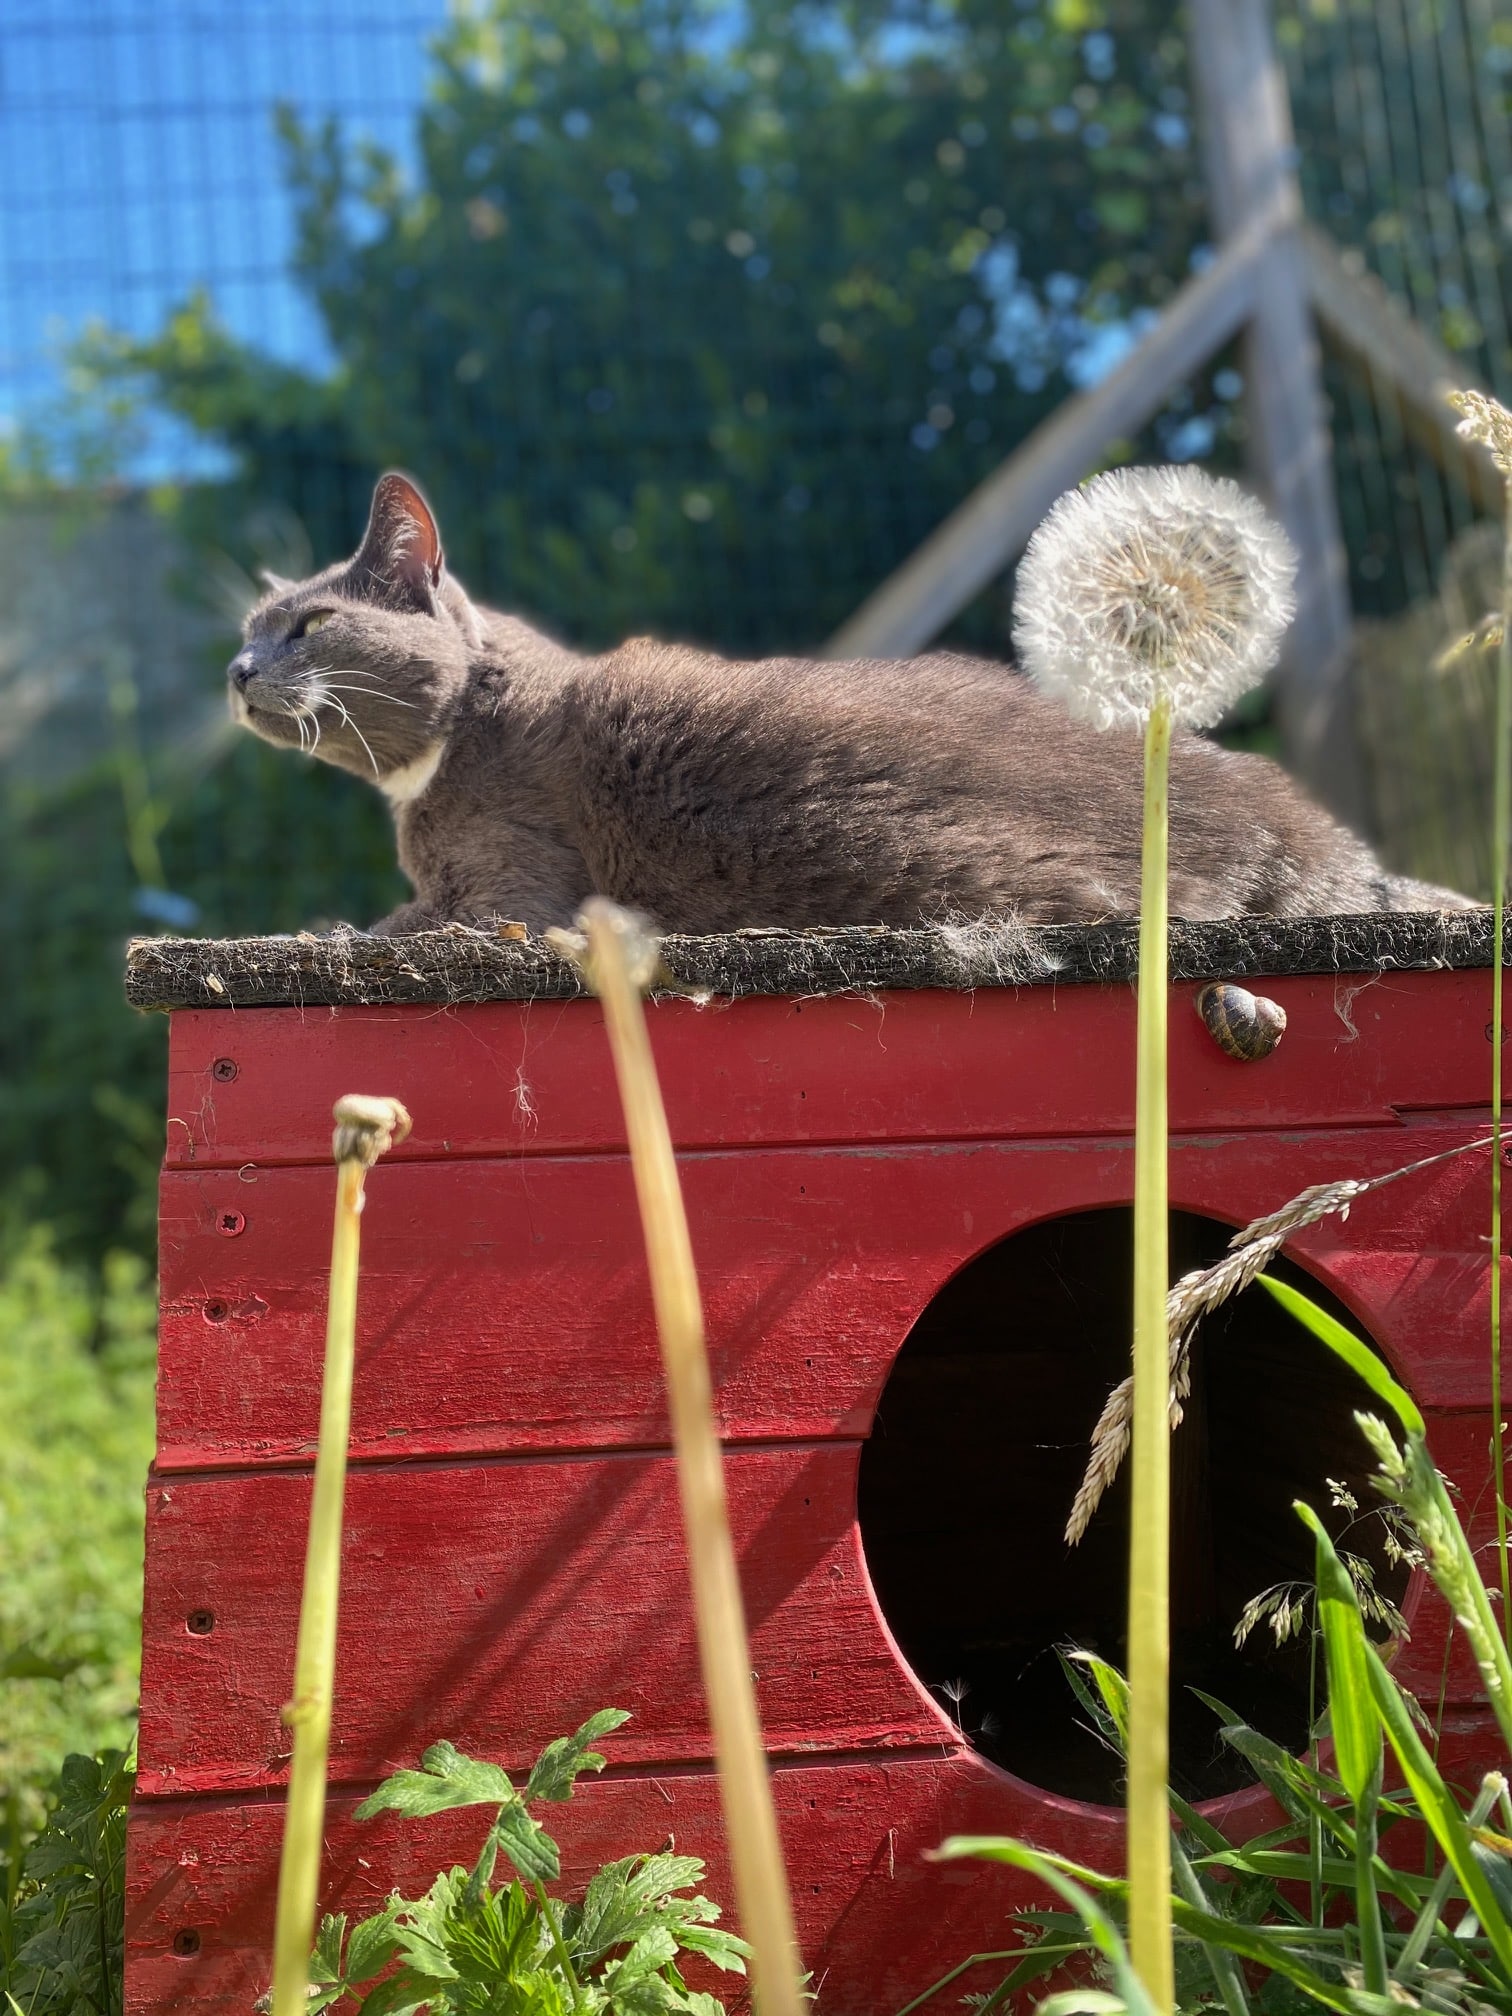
[311,664,394,691]
[344,715,382,780]
[308,684,353,732]
[322,682,419,711]
[306,681,380,776]
[272,693,310,754]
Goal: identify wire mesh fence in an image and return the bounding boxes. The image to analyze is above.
[3,1,1506,678]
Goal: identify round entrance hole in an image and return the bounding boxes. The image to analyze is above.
[857,1207,1409,1805]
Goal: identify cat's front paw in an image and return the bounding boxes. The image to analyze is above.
[367,901,442,936]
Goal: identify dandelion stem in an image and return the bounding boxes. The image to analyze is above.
[1129,693,1174,2013]
[270,1095,409,2016]
[579,901,805,2016]
[1493,480,1512,1654]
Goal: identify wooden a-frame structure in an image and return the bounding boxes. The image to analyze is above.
[826,0,1504,826]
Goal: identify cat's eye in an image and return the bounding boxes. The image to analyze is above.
[294,611,333,638]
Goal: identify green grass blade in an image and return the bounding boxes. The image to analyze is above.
[887,1943,1032,2007]
[1257,1280,1424,1436]
[1202,1848,1431,1912]
[932,1838,1158,2016]
[937,1837,1369,2016]
[1296,1504,1387,1992]
[1365,1642,1512,1982]
[1170,1832,1251,2016]
[1394,1775,1502,1979]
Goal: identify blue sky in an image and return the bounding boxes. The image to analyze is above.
[0,0,446,441]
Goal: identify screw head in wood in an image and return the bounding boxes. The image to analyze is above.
[216,1209,246,1238]
[211,1057,239,1082]
[172,1929,201,1956]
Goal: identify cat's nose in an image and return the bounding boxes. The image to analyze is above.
[228,652,258,690]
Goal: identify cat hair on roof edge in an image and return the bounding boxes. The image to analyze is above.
[124,910,1499,1013]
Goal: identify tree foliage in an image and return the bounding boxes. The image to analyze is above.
[101,0,1216,653]
[16,0,1231,1264]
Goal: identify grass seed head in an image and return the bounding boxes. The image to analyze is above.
[1447,389,1512,476]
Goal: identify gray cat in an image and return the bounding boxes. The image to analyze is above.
[226,472,1471,933]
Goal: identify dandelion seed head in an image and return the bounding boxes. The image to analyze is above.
[1012,465,1298,731]
[1447,388,1512,475]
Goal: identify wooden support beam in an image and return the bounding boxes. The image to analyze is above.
[822,209,1269,663]
[1301,222,1504,515]
[1187,0,1364,824]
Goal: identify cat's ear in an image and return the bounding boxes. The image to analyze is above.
[352,472,445,608]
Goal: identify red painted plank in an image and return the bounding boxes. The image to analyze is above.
[120,1755,1140,2016]
[155,1128,1498,1471]
[124,1714,1508,2016]
[136,1435,1487,1804]
[137,1447,956,1799]
[162,970,1499,1170]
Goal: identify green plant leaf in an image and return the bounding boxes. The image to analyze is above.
[355,1741,515,1822]
[311,1912,347,1984]
[605,1924,680,1992]
[4,1747,132,2016]
[307,1723,744,2016]
[354,1967,436,2016]
[673,1922,749,1974]
[524,1709,630,1806]
[345,1908,402,1986]
[491,1802,561,1885]
[577,1855,713,1969]
[1257,1279,1425,1436]
[1296,1503,1391,1992]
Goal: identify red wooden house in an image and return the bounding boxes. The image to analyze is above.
[124,913,1503,2014]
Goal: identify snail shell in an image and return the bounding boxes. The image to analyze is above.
[1196,982,1287,1061]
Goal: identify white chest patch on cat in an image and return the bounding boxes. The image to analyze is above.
[382,741,446,805]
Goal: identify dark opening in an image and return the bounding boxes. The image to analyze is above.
[857,1207,1409,1805]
